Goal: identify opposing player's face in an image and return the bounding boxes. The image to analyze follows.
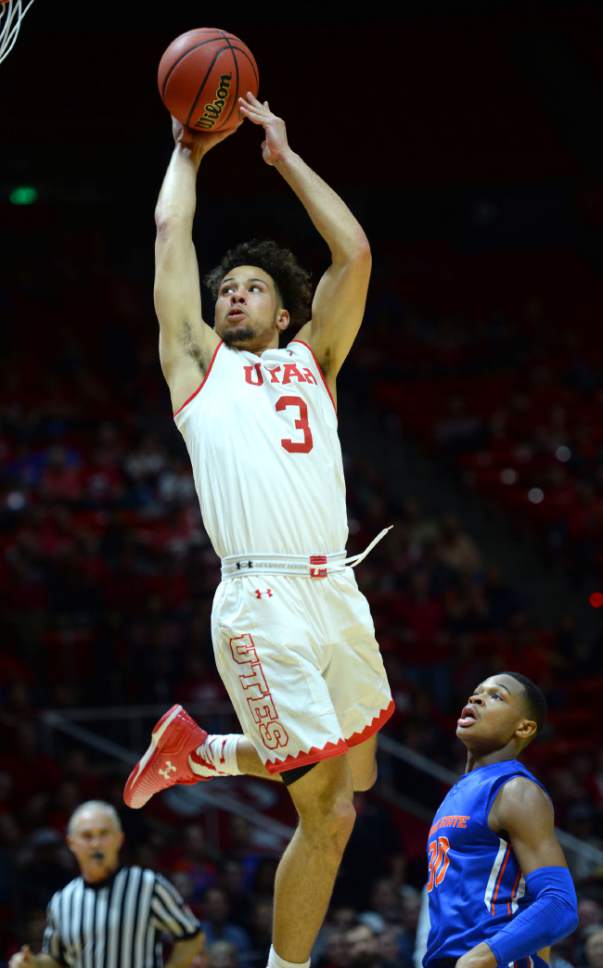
[214,265,289,351]
[67,807,124,884]
[456,674,535,752]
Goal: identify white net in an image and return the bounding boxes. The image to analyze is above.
[0,0,36,65]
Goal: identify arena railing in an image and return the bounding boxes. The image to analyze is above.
[40,705,602,870]
[378,733,603,870]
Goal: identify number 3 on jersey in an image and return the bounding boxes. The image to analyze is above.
[426,835,451,892]
[276,395,314,454]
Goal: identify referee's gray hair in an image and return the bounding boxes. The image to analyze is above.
[68,801,123,836]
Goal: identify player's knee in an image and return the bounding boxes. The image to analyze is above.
[322,797,356,854]
[301,794,356,854]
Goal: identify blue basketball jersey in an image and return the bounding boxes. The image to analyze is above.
[424,759,549,968]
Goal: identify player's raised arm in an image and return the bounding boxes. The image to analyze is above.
[154,121,235,413]
[239,93,371,390]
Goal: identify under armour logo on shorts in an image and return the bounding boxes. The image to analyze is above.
[158,760,177,779]
[255,588,273,599]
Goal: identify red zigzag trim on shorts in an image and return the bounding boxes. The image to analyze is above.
[264,699,395,775]
[346,699,395,748]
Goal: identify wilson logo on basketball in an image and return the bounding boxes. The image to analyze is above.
[194,74,232,129]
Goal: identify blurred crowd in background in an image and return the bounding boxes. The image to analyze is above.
[1,215,603,968]
[3,5,603,963]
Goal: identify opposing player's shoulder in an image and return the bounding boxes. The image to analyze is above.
[491,776,553,831]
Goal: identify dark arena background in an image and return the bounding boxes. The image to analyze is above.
[2,2,603,966]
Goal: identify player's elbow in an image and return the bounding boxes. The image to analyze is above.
[356,233,372,260]
[562,899,579,938]
[551,898,579,944]
[347,232,372,264]
[551,890,579,936]
[333,230,371,267]
[155,210,193,238]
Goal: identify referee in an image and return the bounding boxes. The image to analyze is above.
[9,800,204,968]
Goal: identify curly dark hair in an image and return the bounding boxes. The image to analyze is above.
[204,239,313,328]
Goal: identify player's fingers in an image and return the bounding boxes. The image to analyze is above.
[237,101,259,116]
[239,96,271,117]
[238,107,268,125]
[238,98,264,114]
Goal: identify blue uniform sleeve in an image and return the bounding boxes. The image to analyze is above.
[486,867,578,966]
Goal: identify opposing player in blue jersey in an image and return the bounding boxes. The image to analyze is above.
[424,671,578,968]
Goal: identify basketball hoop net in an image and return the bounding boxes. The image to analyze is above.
[0,0,35,65]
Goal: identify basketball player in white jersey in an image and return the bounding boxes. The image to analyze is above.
[124,92,393,968]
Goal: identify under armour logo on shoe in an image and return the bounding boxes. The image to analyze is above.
[158,760,177,780]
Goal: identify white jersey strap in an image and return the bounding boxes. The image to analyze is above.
[220,526,392,579]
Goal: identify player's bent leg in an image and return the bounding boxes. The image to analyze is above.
[235,736,283,782]
[271,753,356,965]
[347,734,378,792]
[124,705,287,810]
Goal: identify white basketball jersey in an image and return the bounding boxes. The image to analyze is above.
[174,339,349,558]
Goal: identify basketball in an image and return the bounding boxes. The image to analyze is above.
[157,28,259,134]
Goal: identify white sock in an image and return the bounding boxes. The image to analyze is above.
[267,945,310,968]
[188,734,242,777]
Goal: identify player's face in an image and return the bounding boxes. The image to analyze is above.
[456,674,534,752]
[214,265,288,351]
[67,808,124,884]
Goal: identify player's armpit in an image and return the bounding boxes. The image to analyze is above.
[489,777,568,874]
[154,222,220,412]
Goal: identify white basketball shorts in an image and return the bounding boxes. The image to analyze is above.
[210,568,394,774]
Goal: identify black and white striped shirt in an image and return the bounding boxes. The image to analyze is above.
[42,866,201,968]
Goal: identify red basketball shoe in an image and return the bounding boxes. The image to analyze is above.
[123,704,209,809]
